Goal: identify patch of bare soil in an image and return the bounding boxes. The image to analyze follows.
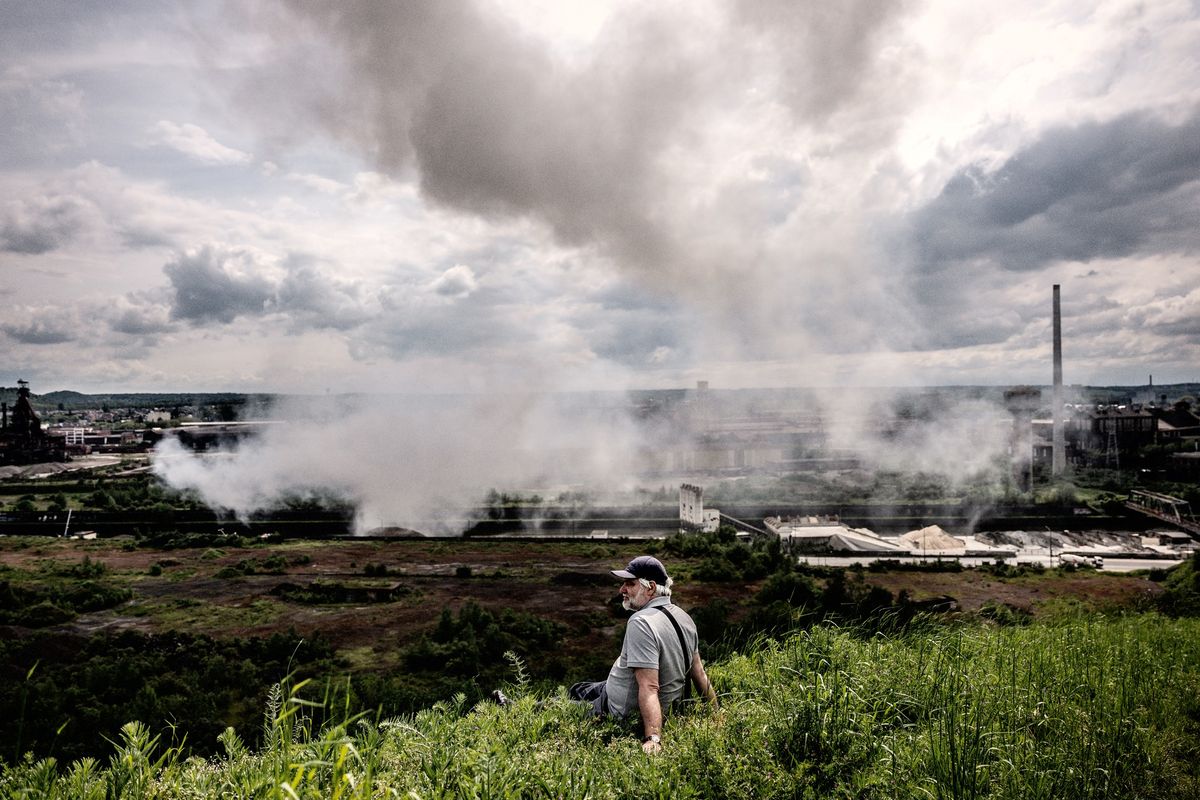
[864,570,1162,614]
[0,538,1166,665]
[0,539,746,667]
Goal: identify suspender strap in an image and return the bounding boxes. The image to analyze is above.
[655,606,692,702]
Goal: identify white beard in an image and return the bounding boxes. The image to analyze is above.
[622,592,649,612]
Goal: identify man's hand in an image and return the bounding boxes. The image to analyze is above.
[641,737,662,755]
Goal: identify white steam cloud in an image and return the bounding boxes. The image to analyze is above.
[149,1,1084,526]
[153,392,645,534]
[822,393,1013,479]
[217,0,917,365]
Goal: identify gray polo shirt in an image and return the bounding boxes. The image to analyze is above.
[603,596,699,718]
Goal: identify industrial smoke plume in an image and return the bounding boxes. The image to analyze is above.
[153,391,647,534]
[218,0,918,365]
[153,384,1018,535]
[150,0,1069,527]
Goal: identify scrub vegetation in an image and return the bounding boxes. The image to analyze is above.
[1,616,1198,799]
[0,506,1196,797]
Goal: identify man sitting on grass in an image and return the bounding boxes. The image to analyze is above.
[569,555,719,754]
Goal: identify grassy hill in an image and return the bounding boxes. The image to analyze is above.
[1,532,1198,797]
[1,615,1198,799]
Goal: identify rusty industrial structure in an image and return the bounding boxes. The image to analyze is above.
[0,380,67,465]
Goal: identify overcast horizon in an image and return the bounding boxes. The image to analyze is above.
[3,1,1199,396]
[10,378,1197,399]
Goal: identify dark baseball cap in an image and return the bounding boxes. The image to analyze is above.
[611,555,669,584]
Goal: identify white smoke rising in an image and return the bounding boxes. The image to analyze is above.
[152,1,1062,524]
[152,391,646,534]
[811,388,1017,501]
[216,0,918,364]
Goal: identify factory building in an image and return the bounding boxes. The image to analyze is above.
[763,516,904,554]
[0,380,66,465]
[678,483,720,532]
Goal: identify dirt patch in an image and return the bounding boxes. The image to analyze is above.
[0,538,726,662]
[0,537,1167,663]
[864,570,1162,614]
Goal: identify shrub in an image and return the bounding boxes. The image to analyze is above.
[5,617,1200,798]
[755,570,819,607]
[1158,553,1200,617]
[64,556,107,579]
[978,600,1033,626]
[403,601,567,688]
[16,600,73,627]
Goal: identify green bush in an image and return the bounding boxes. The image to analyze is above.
[15,600,73,627]
[137,531,245,550]
[403,602,566,684]
[0,575,130,626]
[755,570,819,607]
[63,556,107,579]
[1159,553,1200,617]
[5,617,1199,798]
[0,629,334,765]
[978,600,1033,626]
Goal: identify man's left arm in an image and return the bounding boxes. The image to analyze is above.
[634,667,663,754]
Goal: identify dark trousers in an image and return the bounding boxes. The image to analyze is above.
[568,680,609,716]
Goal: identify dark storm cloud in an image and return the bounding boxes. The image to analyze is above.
[901,275,1026,350]
[913,110,1200,271]
[164,246,275,323]
[0,194,87,254]
[1,318,77,344]
[230,0,904,293]
[0,165,181,255]
[163,247,380,329]
[272,255,376,330]
[256,0,688,267]
[157,239,556,358]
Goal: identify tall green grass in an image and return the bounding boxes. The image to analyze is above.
[3,615,1198,799]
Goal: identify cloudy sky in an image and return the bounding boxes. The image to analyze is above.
[3,0,1198,395]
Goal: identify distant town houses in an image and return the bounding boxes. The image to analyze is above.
[2,379,1198,472]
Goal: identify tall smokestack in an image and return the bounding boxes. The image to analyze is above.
[1052,285,1065,476]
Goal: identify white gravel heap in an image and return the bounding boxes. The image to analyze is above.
[900,525,966,552]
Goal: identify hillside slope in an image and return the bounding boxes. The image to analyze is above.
[2,616,1199,799]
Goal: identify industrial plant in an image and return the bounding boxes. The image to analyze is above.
[0,380,65,465]
[2,286,1198,557]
